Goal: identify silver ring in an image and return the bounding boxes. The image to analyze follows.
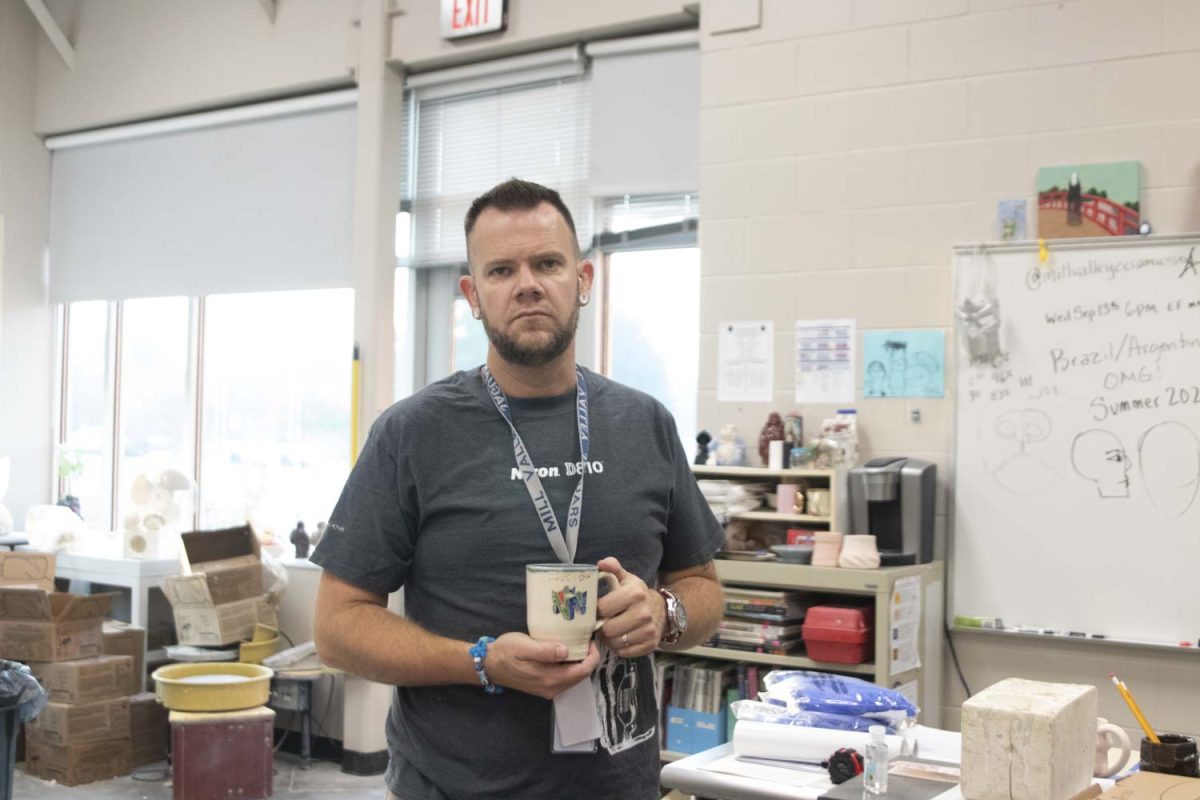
[621,633,630,648]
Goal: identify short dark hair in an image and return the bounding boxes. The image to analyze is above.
[464,178,579,253]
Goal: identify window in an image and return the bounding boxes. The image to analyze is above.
[55,290,356,535]
[404,51,590,385]
[199,289,354,538]
[597,194,700,449]
[116,297,198,529]
[604,247,700,446]
[409,66,591,267]
[452,296,489,373]
[48,92,362,534]
[60,301,116,529]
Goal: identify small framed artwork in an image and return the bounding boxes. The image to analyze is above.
[996,199,1027,241]
[1036,161,1141,238]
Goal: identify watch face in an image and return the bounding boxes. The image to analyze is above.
[674,597,688,633]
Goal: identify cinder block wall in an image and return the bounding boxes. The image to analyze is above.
[697,0,1200,734]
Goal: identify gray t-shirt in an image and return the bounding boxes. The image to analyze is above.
[312,367,724,800]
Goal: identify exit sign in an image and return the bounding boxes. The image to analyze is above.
[441,0,506,40]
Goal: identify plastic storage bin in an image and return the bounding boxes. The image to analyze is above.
[801,605,874,664]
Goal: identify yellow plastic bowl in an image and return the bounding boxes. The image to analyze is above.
[239,636,281,664]
[152,662,274,712]
[239,625,282,664]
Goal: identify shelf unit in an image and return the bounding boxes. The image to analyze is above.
[692,464,843,531]
[710,560,943,719]
[659,466,944,760]
[660,562,944,761]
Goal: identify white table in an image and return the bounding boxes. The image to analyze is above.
[49,549,180,632]
[661,732,1118,800]
[662,744,835,800]
[19,542,181,691]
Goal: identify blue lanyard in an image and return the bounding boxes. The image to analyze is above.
[481,365,590,564]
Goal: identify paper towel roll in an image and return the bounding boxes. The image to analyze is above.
[732,721,902,763]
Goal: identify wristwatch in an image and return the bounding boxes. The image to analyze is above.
[657,587,688,644]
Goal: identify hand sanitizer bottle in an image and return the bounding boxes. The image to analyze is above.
[864,724,889,795]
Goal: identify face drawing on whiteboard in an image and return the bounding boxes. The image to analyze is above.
[1137,421,1200,518]
[1071,429,1131,498]
[988,408,1061,493]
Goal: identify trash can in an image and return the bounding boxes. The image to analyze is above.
[0,659,48,800]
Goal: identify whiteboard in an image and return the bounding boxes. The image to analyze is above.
[951,235,1200,644]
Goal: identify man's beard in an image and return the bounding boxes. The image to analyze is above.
[480,304,580,367]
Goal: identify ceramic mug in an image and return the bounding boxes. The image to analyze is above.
[526,564,620,660]
[808,489,832,517]
[1094,717,1131,778]
[776,484,797,515]
[1140,732,1200,777]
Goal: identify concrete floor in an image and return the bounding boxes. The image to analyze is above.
[12,755,690,799]
[13,753,388,799]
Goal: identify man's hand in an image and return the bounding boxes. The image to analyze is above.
[594,556,666,658]
[486,633,600,700]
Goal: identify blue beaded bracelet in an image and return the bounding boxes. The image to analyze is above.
[469,636,502,695]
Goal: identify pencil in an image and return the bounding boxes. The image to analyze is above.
[1110,674,1159,744]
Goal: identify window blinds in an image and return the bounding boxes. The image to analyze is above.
[408,48,591,266]
[46,90,358,303]
[600,193,700,235]
[594,193,700,251]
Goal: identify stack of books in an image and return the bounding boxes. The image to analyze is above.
[657,659,736,754]
[710,587,809,655]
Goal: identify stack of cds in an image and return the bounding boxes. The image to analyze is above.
[710,587,809,655]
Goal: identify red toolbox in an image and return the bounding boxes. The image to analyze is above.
[801,605,874,664]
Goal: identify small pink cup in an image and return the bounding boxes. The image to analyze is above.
[812,531,844,567]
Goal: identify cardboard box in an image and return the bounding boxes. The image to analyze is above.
[26,696,131,746]
[130,692,169,767]
[162,574,277,646]
[102,620,146,695]
[0,552,55,590]
[23,735,132,786]
[1097,771,1200,798]
[179,525,263,605]
[29,654,133,704]
[0,588,110,662]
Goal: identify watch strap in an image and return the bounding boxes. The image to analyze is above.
[657,587,684,644]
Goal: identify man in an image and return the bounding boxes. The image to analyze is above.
[312,178,725,800]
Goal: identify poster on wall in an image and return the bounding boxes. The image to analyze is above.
[718,321,773,402]
[890,576,922,674]
[862,329,945,398]
[1036,161,1141,239]
[794,319,855,404]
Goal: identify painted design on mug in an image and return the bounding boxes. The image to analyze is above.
[552,587,588,621]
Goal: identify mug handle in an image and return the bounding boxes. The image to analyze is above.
[1096,722,1131,778]
[592,573,621,632]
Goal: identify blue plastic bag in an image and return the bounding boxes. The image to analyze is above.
[761,670,918,726]
[730,699,894,733]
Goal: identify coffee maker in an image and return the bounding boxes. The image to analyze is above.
[847,457,937,565]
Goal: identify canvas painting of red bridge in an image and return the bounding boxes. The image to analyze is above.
[1036,161,1141,239]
